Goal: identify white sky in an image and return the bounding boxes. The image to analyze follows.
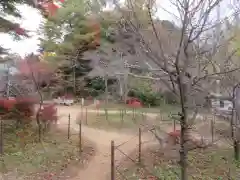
[0,1,234,57]
[0,5,43,57]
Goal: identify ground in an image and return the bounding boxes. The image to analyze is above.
[1,104,239,180]
[0,120,95,180]
[56,105,239,180]
[97,102,180,114]
[116,145,240,180]
[57,105,161,180]
[77,109,148,130]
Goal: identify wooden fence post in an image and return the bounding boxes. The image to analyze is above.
[227,168,231,180]
[211,118,214,143]
[79,121,82,154]
[0,120,3,155]
[105,108,108,122]
[138,128,142,163]
[132,108,134,120]
[111,140,115,180]
[68,114,70,139]
[81,105,83,122]
[85,108,88,125]
[173,119,176,132]
[120,109,124,125]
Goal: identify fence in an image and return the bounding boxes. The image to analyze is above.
[106,124,172,180]
[0,106,239,179]
[0,113,83,156]
[78,106,151,129]
[106,114,239,180]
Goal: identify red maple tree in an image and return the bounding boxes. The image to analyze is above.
[16,55,54,86]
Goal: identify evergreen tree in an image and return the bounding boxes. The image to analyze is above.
[40,0,108,95]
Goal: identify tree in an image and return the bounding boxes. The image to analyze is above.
[17,54,54,88]
[0,0,38,54]
[102,0,240,179]
[18,53,57,141]
[40,0,107,96]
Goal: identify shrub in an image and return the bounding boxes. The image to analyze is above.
[161,91,178,105]
[39,104,57,123]
[128,89,179,107]
[0,97,35,121]
[128,89,162,106]
[15,97,36,119]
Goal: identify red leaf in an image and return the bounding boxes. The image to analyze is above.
[127,98,142,108]
[40,103,58,122]
[3,99,17,110]
[13,25,29,37]
[168,130,181,137]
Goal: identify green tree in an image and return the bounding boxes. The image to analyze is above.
[40,0,109,95]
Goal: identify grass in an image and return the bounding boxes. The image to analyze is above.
[98,102,180,114]
[81,111,148,130]
[117,145,240,180]
[0,121,95,180]
[79,103,180,130]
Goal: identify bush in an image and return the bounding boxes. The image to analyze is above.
[15,98,35,119]
[0,97,35,121]
[39,104,57,123]
[162,91,178,105]
[128,89,179,107]
[128,89,162,106]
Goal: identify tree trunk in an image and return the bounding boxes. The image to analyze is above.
[233,140,239,160]
[177,73,188,180]
[231,111,239,160]
[105,75,108,105]
[123,73,128,104]
[118,76,123,102]
[73,60,76,95]
[179,111,188,180]
[0,120,3,155]
[231,86,240,161]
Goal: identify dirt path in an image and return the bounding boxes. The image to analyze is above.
[57,106,157,180]
[56,105,230,180]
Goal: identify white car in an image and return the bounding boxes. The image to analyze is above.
[64,99,74,106]
[215,100,233,115]
[53,97,74,106]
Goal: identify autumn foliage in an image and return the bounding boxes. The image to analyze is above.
[127,98,143,108]
[0,97,58,126]
[168,130,181,144]
[0,97,35,120]
[16,57,54,86]
[39,103,58,123]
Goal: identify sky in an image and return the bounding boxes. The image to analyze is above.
[0,5,43,57]
[0,1,235,57]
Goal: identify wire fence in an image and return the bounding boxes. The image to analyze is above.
[112,126,157,180]
[0,113,83,156]
[110,124,176,180]
[0,106,239,179]
[101,113,240,180]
